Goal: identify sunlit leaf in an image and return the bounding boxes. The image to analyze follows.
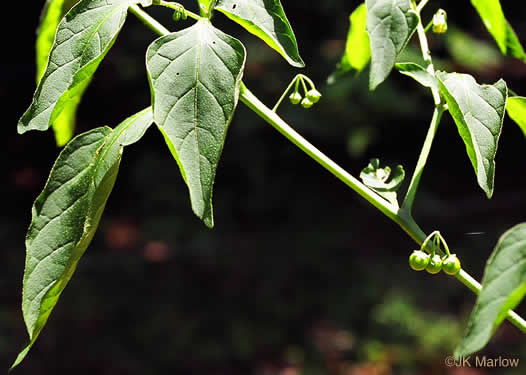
[146,20,246,227]
[11,107,153,369]
[37,0,82,146]
[214,0,304,67]
[365,0,419,90]
[437,72,507,198]
[506,96,526,136]
[19,0,152,136]
[470,0,526,62]
[455,223,526,357]
[329,3,370,83]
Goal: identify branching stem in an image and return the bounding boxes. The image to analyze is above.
[129,3,526,334]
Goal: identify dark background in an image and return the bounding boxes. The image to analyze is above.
[2,1,526,374]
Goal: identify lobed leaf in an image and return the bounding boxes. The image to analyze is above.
[365,0,419,90]
[329,3,370,83]
[146,20,246,228]
[12,108,153,369]
[506,96,526,136]
[395,62,438,91]
[436,72,507,199]
[360,158,405,208]
[18,0,152,137]
[470,0,526,62]
[455,223,526,357]
[214,0,304,67]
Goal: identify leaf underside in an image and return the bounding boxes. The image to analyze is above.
[455,223,526,357]
[365,0,419,90]
[146,20,246,228]
[214,0,304,67]
[436,72,507,198]
[12,108,153,369]
[19,0,148,137]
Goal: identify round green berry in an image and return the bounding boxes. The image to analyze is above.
[289,92,302,105]
[301,97,314,109]
[442,254,461,275]
[426,254,443,274]
[306,89,322,104]
[409,250,430,271]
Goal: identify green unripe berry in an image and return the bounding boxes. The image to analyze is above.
[442,254,461,275]
[289,92,302,105]
[301,97,314,109]
[306,89,322,104]
[426,254,443,274]
[409,250,430,271]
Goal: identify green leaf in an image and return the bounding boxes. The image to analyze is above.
[395,62,438,91]
[360,158,405,208]
[470,0,526,62]
[507,96,526,136]
[11,107,153,369]
[329,3,370,83]
[146,20,246,228]
[37,0,82,146]
[214,0,304,67]
[365,0,419,90]
[455,223,526,357]
[436,72,507,198]
[37,0,65,84]
[504,21,526,63]
[18,0,151,136]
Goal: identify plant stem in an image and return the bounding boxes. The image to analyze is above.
[130,3,526,334]
[402,2,445,212]
[240,83,399,222]
[402,106,444,211]
[272,76,300,112]
[129,5,171,35]
[416,0,430,13]
[158,1,201,21]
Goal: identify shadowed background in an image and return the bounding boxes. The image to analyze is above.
[2,1,526,374]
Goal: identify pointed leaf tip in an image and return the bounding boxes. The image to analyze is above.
[214,0,304,67]
[19,0,147,137]
[147,22,246,227]
[437,72,507,198]
[12,108,153,369]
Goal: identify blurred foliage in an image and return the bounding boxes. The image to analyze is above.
[2,0,526,374]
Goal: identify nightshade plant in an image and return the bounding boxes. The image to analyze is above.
[12,0,526,369]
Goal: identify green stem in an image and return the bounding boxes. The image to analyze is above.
[157,1,201,21]
[272,76,300,112]
[129,3,526,335]
[416,0,430,13]
[129,5,171,35]
[240,83,399,222]
[402,106,444,211]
